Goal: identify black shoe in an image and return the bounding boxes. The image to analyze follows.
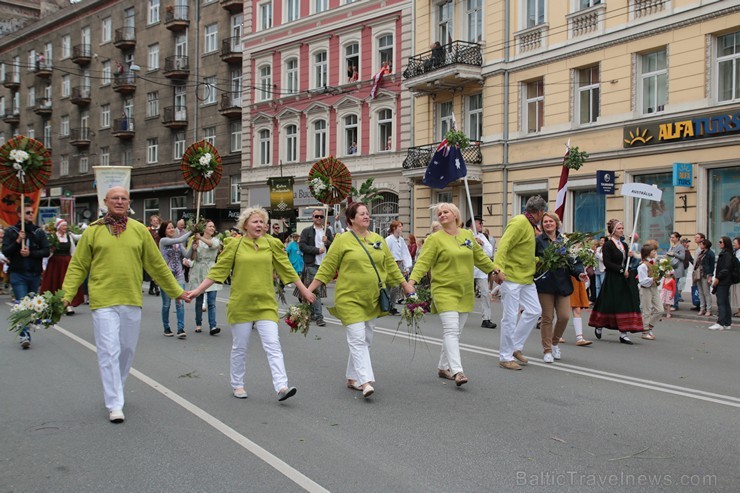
[389,308,400,316]
[316,319,326,327]
[148,289,155,295]
[209,327,221,336]
[619,335,633,345]
[481,320,497,329]
[164,330,174,337]
[595,328,602,340]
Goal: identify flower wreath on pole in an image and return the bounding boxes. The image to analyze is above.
[308,156,352,206]
[0,136,52,194]
[180,140,223,231]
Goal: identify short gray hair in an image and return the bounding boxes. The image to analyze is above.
[524,195,547,213]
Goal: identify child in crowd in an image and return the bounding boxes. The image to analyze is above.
[660,270,676,319]
[637,244,660,340]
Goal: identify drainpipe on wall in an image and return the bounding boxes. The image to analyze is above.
[408,0,415,232]
[501,0,511,227]
[193,0,201,142]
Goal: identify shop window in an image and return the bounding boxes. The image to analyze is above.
[633,172,674,253]
[572,189,605,235]
[708,166,740,240]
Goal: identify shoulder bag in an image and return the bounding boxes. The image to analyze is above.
[350,231,391,313]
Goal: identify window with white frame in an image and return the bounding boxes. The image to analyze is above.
[377,109,393,151]
[102,61,111,85]
[27,87,35,108]
[79,154,89,174]
[203,76,217,104]
[258,129,271,165]
[259,2,273,31]
[61,74,70,97]
[43,84,52,101]
[314,51,328,88]
[313,119,327,158]
[640,49,667,114]
[148,43,159,70]
[26,126,34,139]
[148,0,160,24]
[467,0,483,43]
[43,120,52,148]
[527,0,545,28]
[717,30,740,103]
[204,24,218,54]
[378,34,393,68]
[439,101,453,139]
[147,138,158,163]
[100,146,110,166]
[61,35,71,59]
[170,196,186,221]
[44,43,52,65]
[102,17,112,43]
[60,155,69,176]
[202,189,215,205]
[144,198,159,219]
[524,79,543,133]
[146,91,159,117]
[28,49,36,72]
[174,131,186,159]
[576,66,599,125]
[230,175,241,203]
[284,124,298,162]
[579,0,601,9]
[285,58,298,94]
[259,65,272,101]
[345,43,359,83]
[101,104,110,128]
[286,0,299,22]
[203,126,216,146]
[122,145,133,166]
[315,0,328,14]
[230,121,242,152]
[174,83,187,110]
[61,115,70,136]
[438,2,453,45]
[344,115,358,155]
[230,68,242,105]
[0,95,4,115]
[468,93,483,140]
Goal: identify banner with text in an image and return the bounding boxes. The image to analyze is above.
[268,176,295,218]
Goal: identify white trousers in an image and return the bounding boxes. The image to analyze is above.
[475,278,491,320]
[91,306,142,411]
[346,320,376,386]
[231,321,288,393]
[499,281,541,362]
[438,312,468,375]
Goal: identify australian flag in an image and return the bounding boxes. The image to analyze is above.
[422,141,467,189]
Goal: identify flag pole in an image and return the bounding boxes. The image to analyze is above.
[627,197,642,270]
[463,176,476,234]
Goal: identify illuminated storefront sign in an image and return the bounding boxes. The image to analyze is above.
[623,110,740,148]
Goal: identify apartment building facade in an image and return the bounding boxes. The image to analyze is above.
[403,0,740,252]
[0,0,244,228]
[240,0,413,233]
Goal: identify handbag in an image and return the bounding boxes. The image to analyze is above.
[350,230,392,312]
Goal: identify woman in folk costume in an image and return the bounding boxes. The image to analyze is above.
[40,218,83,314]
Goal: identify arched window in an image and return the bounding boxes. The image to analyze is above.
[314,51,327,88]
[285,58,298,94]
[259,65,272,101]
[378,34,393,68]
[370,191,399,235]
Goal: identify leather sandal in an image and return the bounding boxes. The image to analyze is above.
[437,368,454,380]
[454,372,468,387]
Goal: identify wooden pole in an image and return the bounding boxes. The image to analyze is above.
[195,190,202,225]
[21,192,25,233]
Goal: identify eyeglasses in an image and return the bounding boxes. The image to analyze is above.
[273,225,279,229]
[313,215,324,219]
[24,211,34,215]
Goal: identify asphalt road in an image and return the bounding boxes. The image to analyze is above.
[2,286,738,493]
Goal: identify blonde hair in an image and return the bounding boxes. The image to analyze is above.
[541,211,561,231]
[430,221,441,233]
[433,202,463,227]
[236,206,269,234]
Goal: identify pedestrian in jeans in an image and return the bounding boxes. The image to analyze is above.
[666,232,686,310]
[299,209,334,326]
[3,206,50,349]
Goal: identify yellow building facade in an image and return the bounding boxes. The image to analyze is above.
[402,0,740,252]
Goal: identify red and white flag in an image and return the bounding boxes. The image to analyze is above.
[370,63,390,99]
[554,140,571,221]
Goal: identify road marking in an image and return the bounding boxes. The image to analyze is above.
[53,324,329,493]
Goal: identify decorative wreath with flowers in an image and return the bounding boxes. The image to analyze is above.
[0,136,52,193]
[180,140,223,192]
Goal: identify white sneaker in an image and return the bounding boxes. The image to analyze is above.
[723,326,732,331]
[708,323,724,330]
[552,345,561,360]
[543,353,554,363]
[109,409,125,423]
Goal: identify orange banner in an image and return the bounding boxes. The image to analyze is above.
[0,186,43,227]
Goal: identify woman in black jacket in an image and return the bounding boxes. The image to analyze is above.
[535,212,588,363]
[709,236,734,330]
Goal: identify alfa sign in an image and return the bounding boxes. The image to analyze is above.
[623,110,740,148]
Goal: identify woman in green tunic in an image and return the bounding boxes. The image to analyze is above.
[307,202,414,398]
[187,207,315,402]
[409,203,494,387]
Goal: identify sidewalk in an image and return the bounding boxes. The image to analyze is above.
[656,298,739,327]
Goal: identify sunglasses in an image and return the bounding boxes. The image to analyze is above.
[24,211,34,215]
[313,215,324,219]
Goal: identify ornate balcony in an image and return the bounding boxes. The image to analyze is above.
[402,41,483,93]
[402,140,483,170]
[568,4,605,38]
[112,118,135,139]
[70,127,91,147]
[112,73,136,94]
[70,86,92,106]
[220,0,242,13]
[514,24,548,55]
[162,106,188,129]
[164,6,190,31]
[114,27,136,50]
[34,62,53,78]
[633,0,668,19]
[2,109,20,124]
[221,37,242,63]
[71,44,92,65]
[219,93,241,118]
[33,98,52,115]
[3,74,20,90]
[163,56,190,79]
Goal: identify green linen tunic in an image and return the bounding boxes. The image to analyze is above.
[491,214,537,285]
[62,219,184,310]
[409,229,494,314]
[206,234,298,324]
[314,231,405,326]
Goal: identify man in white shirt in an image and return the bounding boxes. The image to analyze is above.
[385,221,412,315]
[467,217,496,329]
[299,209,334,326]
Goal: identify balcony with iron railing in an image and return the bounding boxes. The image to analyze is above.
[112,73,136,93]
[220,0,242,12]
[71,85,92,106]
[3,73,20,90]
[112,117,135,138]
[221,37,242,63]
[219,93,241,118]
[2,108,20,124]
[402,41,483,93]
[71,44,92,65]
[33,98,52,115]
[402,140,483,171]
[34,62,53,78]
[164,6,190,31]
[114,27,136,49]
[163,56,190,79]
[162,106,188,129]
[70,127,91,147]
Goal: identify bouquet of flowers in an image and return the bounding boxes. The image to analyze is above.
[535,231,595,280]
[186,216,207,234]
[189,150,217,178]
[397,285,432,336]
[308,172,338,204]
[649,257,673,282]
[8,290,65,334]
[284,303,312,336]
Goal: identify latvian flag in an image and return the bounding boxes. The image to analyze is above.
[554,140,571,221]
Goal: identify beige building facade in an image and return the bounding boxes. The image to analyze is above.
[403,0,740,252]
